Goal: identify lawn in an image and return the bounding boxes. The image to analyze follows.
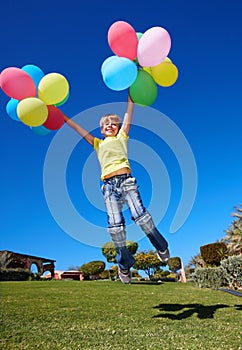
[0,280,241,350]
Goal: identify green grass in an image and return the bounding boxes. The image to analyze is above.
[0,281,241,350]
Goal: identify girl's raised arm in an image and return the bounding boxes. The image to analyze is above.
[121,92,134,136]
[64,115,95,146]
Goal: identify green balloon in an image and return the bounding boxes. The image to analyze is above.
[129,69,157,106]
[136,32,143,41]
[53,92,69,107]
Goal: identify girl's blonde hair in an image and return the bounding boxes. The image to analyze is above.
[99,114,121,128]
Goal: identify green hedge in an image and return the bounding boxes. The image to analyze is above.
[192,255,242,289]
[220,255,242,289]
[192,267,227,288]
[0,268,33,281]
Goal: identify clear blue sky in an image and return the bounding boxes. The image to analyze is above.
[1,0,242,272]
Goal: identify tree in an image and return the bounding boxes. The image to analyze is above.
[188,253,206,269]
[221,204,242,256]
[0,251,13,269]
[102,240,138,263]
[80,261,105,278]
[133,250,164,279]
[67,265,80,271]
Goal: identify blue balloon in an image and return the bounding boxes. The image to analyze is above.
[101,56,117,76]
[30,125,51,136]
[22,64,45,89]
[101,56,138,91]
[6,98,20,121]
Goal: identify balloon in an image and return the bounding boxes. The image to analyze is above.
[17,97,48,126]
[136,32,143,41]
[137,27,171,67]
[143,67,152,75]
[53,92,69,107]
[133,33,143,64]
[108,21,138,60]
[0,67,36,100]
[22,64,45,89]
[6,99,20,122]
[163,57,172,63]
[101,56,117,75]
[151,62,178,87]
[38,73,69,105]
[43,105,65,130]
[129,69,158,106]
[102,56,137,91]
[30,125,51,136]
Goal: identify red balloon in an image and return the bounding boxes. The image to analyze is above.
[0,67,36,100]
[108,21,138,60]
[43,105,65,130]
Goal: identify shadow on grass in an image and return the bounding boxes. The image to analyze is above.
[235,304,242,311]
[152,303,234,320]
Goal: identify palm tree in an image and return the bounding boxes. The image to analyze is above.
[0,251,13,269]
[221,205,242,256]
[188,253,205,268]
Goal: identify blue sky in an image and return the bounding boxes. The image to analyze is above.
[1,0,242,273]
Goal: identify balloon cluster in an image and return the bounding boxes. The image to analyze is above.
[101,21,178,106]
[0,64,69,136]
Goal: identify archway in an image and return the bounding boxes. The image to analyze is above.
[0,250,56,278]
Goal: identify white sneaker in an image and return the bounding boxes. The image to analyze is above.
[156,249,170,263]
[118,268,132,284]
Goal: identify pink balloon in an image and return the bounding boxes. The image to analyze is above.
[108,21,138,60]
[43,105,65,130]
[0,67,36,100]
[137,27,171,67]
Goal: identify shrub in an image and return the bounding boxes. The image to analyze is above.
[166,273,178,279]
[160,270,170,277]
[80,261,105,277]
[220,255,242,289]
[0,268,32,281]
[192,267,227,289]
[99,270,110,280]
[167,257,181,272]
[200,242,228,266]
[102,240,138,263]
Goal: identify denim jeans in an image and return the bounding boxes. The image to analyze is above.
[102,174,168,270]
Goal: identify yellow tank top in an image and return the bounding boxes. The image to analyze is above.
[93,129,131,180]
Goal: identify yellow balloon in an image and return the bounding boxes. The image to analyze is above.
[142,67,152,75]
[163,57,172,63]
[38,73,69,105]
[151,62,178,87]
[17,97,48,126]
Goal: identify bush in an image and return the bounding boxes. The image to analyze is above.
[220,255,242,290]
[167,257,181,272]
[192,267,227,289]
[99,270,110,280]
[200,242,228,266]
[102,240,138,263]
[160,270,170,277]
[0,268,32,281]
[80,261,105,277]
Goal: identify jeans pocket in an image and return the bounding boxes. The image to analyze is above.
[102,182,113,201]
[122,176,137,191]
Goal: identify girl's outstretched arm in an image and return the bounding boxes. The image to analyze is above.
[121,92,134,136]
[64,115,95,146]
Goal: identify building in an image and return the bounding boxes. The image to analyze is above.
[0,250,55,278]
